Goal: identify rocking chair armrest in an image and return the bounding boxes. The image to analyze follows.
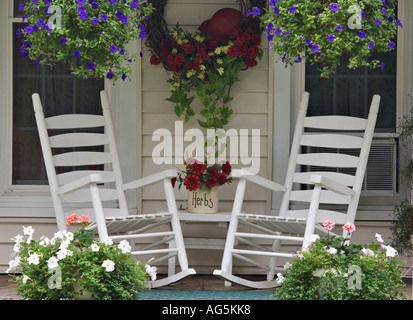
[310,174,356,196]
[122,169,178,191]
[232,169,287,192]
[56,173,103,195]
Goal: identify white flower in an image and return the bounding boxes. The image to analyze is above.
[13,243,22,253]
[375,233,384,243]
[13,234,24,243]
[118,240,132,253]
[90,243,100,252]
[104,237,113,246]
[102,259,115,272]
[27,253,40,265]
[39,236,50,247]
[22,275,30,284]
[327,247,337,255]
[382,244,397,257]
[308,234,320,244]
[276,273,285,285]
[283,261,292,269]
[6,257,21,273]
[23,226,35,236]
[57,248,73,260]
[145,264,157,281]
[361,248,375,257]
[47,256,59,270]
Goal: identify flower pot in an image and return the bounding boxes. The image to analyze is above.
[187,186,219,213]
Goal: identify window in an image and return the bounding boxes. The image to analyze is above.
[12,7,104,185]
[305,50,397,132]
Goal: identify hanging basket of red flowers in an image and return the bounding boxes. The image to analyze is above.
[144,1,265,130]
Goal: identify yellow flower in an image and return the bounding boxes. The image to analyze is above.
[217,67,224,75]
[214,47,222,55]
[221,45,230,54]
[195,35,204,42]
[177,39,183,45]
[172,48,178,54]
[198,72,205,80]
[200,64,206,71]
[216,58,223,65]
[186,70,195,78]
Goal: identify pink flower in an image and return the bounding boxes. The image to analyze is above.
[78,215,91,225]
[342,222,356,233]
[322,219,335,231]
[66,213,80,226]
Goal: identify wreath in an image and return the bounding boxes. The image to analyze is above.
[144,0,266,130]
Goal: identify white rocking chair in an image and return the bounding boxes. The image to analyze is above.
[32,90,196,288]
[214,91,380,288]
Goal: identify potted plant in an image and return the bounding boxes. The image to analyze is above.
[17,0,153,81]
[256,0,402,77]
[173,157,233,213]
[276,219,406,300]
[146,5,264,129]
[6,214,156,300]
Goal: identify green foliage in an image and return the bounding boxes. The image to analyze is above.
[276,231,406,300]
[18,0,153,81]
[6,223,152,300]
[258,0,401,77]
[391,200,413,254]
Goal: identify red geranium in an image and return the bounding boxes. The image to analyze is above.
[184,175,201,191]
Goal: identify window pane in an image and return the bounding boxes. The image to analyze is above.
[12,22,104,185]
[305,49,397,132]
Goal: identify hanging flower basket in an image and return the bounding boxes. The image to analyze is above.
[145,1,266,129]
[17,0,153,81]
[256,0,402,77]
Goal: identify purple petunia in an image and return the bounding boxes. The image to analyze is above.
[329,3,339,12]
[361,11,366,19]
[76,0,85,4]
[60,37,67,45]
[289,5,297,14]
[274,27,282,36]
[358,31,366,39]
[375,19,382,26]
[74,50,81,58]
[252,8,261,17]
[87,61,95,70]
[24,26,33,34]
[396,19,403,28]
[327,34,335,43]
[91,17,99,25]
[110,45,118,53]
[106,72,114,79]
[336,25,343,31]
[100,14,108,21]
[121,15,128,23]
[130,0,139,9]
[274,6,280,14]
[79,12,88,20]
[368,42,374,50]
[305,38,311,45]
[388,41,395,49]
[311,44,320,52]
[269,0,278,6]
[119,48,125,55]
[109,0,117,4]
[18,3,25,11]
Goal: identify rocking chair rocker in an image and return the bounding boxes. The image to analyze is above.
[214,91,380,288]
[32,90,196,288]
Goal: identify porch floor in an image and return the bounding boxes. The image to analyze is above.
[0,274,411,300]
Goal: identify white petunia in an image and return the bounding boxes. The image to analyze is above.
[276,273,285,285]
[382,244,397,257]
[47,256,59,270]
[23,226,35,236]
[308,234,320,244]
[27,253,40,265]
[39,236,50,247]
[57,248,73,260]
[145,264,157,281]
[90,243,100,252]
[13,234,24,243]
[327,247,337,255]
[6,257,21,273]
[118,240,132,253]
[104,237,113,246]
[22,275,30,284]
[375,233,384,243]
[102,259,115,272]
[361,248,375,257]
[13,243,22,253]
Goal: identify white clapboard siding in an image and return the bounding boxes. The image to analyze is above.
[138,0,273,220]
